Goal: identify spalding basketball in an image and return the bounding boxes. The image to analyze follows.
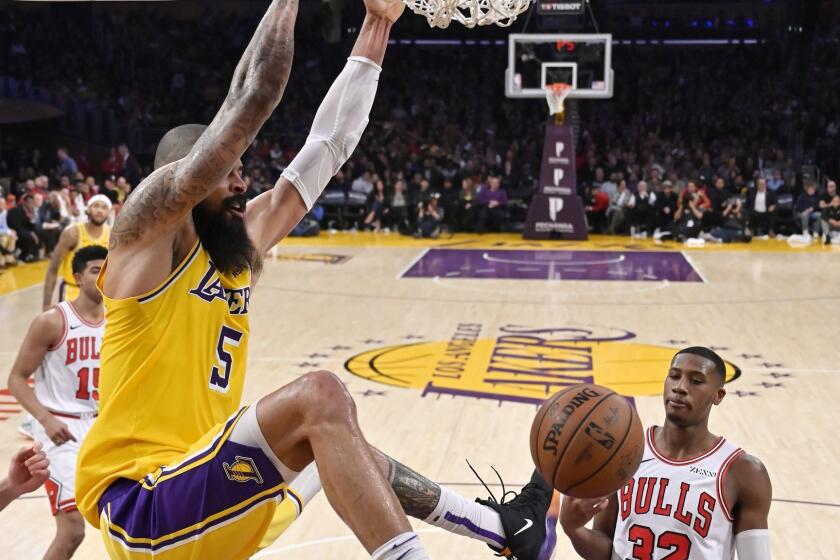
[530,383,644,498]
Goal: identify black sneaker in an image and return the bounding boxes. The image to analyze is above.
[474,469,557,560]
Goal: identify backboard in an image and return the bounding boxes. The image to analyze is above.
[506,33,613,99]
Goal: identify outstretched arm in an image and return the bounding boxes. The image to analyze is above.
[42,225,78,311]
[246,0,404,255]
[109,0,299,254]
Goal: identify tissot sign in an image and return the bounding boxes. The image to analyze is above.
[538,0,586,16]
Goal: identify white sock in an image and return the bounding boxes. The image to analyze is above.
[371,532,429,560]
[285,462,322,515]
[423,486,507,549]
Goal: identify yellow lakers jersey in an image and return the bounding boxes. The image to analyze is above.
[76,241,251,525]
[60,222,110,291]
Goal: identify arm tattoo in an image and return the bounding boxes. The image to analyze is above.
[110,0,298,252]
[385,456,442,519]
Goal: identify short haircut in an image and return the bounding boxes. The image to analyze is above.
[674,346,726,381]
[154,124,208,170]
[72,245,108,275]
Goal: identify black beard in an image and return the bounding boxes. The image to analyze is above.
[192,197,254,275]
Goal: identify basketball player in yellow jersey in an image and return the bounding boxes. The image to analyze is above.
[72,1,442,558]
[75,0,561,555]
[43,195,111,310]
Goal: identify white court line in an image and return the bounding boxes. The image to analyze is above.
[482,252,626,267]
[431,275,671,297]
[253,528,445,557]
[680,251,707,283]
[396,248,431,279]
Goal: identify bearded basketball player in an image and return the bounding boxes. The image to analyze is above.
[560,347,772,560]
[43,196,111,310]
[74,1,554,559]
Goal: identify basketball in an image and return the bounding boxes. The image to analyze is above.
[530,384,644,498]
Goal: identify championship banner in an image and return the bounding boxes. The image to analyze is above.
[524,120,588,240]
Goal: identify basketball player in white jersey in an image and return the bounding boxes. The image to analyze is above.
[7,245,107,559]
[560,347,772,559]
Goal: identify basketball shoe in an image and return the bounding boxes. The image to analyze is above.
[476,470,557,560]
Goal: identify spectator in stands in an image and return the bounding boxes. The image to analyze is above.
[37,192,66,254]
[767,168,785,192]
[707,176,732,227]
[56,148,78,177]
[101,177,120,205]
[707,197,749,243]
[389,179,411,234]
[440,178,460,233]
[6,193,40,262]
[822,192,840,244]
[795,182,822,236]
[746,177,778,238]
[601,171,619,200]
[352,169,374,196]
[0,198,18,269]
[459,177,479,232]
[118,143,143,188]
[585,184,609,234]
[674,181,709,240]
[415,194,442,239]
[475,173,508,234]
[819,180,838,216]
[654,180,678,237]
[363,180,389,232]
[608,179,635,234]
[115,177,132,203]
[631,180,656,237]
[101,147,122,177]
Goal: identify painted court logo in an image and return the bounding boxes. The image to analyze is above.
[223,456,263,484]
[345,324,740,405]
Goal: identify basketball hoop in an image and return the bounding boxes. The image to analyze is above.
[545,83,572,125]
[403,0,532,29]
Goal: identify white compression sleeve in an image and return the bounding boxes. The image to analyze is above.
[281,56,381,210]
[735,529,771,559]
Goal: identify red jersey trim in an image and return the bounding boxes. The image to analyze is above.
[67,300,105,328]
[647,426,726,466]
[49,304,69,351]
[716,448,744,522]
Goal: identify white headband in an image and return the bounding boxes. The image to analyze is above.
[87,194,112,210]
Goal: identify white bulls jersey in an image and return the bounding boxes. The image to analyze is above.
[612,426,744,560]
[35,301,103,414]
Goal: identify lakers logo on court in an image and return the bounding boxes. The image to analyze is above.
[223,456,264,484]
[345,324,740,405]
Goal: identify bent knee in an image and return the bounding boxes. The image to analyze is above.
[297,370,356,418]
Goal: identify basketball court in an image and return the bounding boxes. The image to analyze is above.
[1,233,839,558]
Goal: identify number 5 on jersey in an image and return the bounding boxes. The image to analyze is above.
[209,326,243,393]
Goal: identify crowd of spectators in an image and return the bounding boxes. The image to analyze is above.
[2,4,840,248]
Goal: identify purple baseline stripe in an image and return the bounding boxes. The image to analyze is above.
[402,249,703,282]
[443,512,506,547]
[101,438,284,551]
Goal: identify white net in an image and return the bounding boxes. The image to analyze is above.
[545,83,572,116]
[403,0,532,29]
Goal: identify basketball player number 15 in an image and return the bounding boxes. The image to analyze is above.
[209,326,244,393]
